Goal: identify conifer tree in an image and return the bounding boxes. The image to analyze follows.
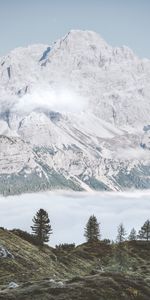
[31,209,52,245]
[84,215,100,242]
[116,223,126,243]
[138,220,150,241]
[128,228,137,241]
[114,243,129,271]
[115,223,128,270]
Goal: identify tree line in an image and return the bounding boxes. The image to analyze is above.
[29,209,150,246]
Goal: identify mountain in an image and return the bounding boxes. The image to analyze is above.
[0,30,150,195]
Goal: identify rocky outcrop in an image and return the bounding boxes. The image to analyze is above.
[0,245,14,259]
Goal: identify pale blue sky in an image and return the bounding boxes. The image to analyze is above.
[0,0,150,58]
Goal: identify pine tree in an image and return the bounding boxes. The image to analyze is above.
[116,223,126,243]
[31,209,52,245]
[115,223,128,271]
[128,228,137,241]
[138,220,150,241]
[84,215,100,242]
[114,243,129,271]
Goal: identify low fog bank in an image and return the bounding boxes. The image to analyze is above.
[0,190,150,246]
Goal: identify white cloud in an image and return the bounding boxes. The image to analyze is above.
[0,191,150,246]
[0,86,87,115]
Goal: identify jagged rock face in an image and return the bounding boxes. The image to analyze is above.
[0,30,150,194]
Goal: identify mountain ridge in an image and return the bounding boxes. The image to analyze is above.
[0,30,150,195]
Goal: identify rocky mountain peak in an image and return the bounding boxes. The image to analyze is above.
[0,31,149,195]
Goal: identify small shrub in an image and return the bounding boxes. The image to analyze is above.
[11,229,39,246]
[102,239,111,245]
[0,227,5,231]
[127,287,139,297]
[55,243,75,252]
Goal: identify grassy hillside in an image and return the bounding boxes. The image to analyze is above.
[0,228,150,299]
[0,229,96,283]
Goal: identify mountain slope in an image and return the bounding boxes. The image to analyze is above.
[1,229,150,300]
[0,30,150,194]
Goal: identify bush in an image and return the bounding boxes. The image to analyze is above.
[102,239,111,245]
[0,227,5,230]
[55,243,75,252]
[11,229,39,246]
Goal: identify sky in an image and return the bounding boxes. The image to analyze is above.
[0,0,150,58]
[0,191,150,246]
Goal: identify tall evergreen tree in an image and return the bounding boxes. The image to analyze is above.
[116,223,127,243]
[31,209,52,245]
[138,220,150,241]
[128,228,137,241]
[84,215,100,242]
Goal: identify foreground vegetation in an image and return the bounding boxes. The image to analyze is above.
[0,210,150,299]
[0,225,150,299]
